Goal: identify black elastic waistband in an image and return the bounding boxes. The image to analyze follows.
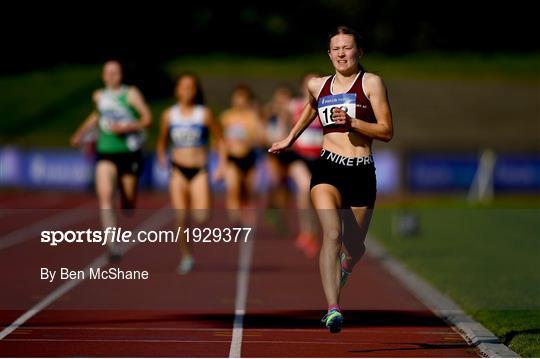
[320,149,374,167]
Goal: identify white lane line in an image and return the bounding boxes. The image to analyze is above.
[0,208,171,341]
[0,255,107,340]
[0,201,95,251]
[366,237,520,358]
[228,227,255,358]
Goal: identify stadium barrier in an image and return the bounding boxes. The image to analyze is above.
[408,153,540,192]
[1,146,538,193]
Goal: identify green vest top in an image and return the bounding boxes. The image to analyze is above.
[96,85,144,153]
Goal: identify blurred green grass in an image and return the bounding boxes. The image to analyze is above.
[0,65,100,146]
[1,52,539,147]
[370,198,540,357]
[168,52,540,81]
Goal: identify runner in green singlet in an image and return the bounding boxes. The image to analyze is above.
[71,60,152,261]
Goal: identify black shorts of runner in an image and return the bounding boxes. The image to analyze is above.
[275,150,302,166]
[298,155,318,174]
[274,150,318,174]
[171,161,207,181]
[228,150,257,173]
[96,151,144,176]
[310,149,376,208]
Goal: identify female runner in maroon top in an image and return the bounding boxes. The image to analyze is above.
[269,26,393,333]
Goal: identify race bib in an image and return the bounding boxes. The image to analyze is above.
[225,125,248,141]
[170,126,204,147]
[99,117,114,132]
[126,132,144,151]
[317,93,356,127]
[100,111,131,132]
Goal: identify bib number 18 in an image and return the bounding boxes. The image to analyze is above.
[321,106,349,126]
[317,93,357,127]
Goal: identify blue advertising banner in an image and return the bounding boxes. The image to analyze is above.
[408,153,540,191]
[1,147,537,193]
[374,150,400,194]
[494,155,540,191]
[0,147,22,186]
[408,154,477,191]
[22,149,94,190]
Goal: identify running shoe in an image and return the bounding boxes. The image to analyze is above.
[321,309,344,333]
[340,252,351,288]
[177,255,194,275]
[296,232,320,258]
[303,238,320,258]
[265,210,289,236]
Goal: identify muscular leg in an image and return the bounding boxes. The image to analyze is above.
[245,166,260,206]
[96,160,117,211]
[311,184,343,306]
[190,171,211,225]
[289,160,317,234]
[95,160,118,253]
[118,173,139,210]
[242,166,260,226]
[225,162,242,223]
[341,206,373,272]
[267,155,288,208]
[169,170,191,258]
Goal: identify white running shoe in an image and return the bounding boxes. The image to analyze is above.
[177,255,194,275]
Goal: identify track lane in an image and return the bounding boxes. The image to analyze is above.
[240,217,479,357]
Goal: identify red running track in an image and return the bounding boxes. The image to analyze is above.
[0,192,479,357]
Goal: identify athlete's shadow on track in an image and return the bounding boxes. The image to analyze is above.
[241,309,448,328]
[19,309,448,328]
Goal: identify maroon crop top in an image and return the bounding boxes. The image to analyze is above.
[316,71,376,134]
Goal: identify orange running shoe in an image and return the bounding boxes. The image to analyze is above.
[295,232,320,258]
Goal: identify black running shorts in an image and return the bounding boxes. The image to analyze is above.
[310,149,376,208]
[97,151,144,176]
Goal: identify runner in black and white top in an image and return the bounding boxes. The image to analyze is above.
[157,73,226,274]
